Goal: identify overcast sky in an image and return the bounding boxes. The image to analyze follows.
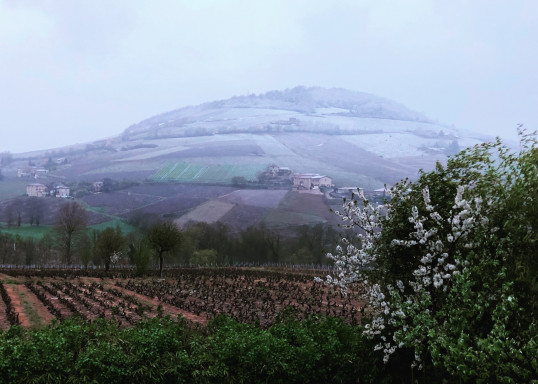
[1,0,536,153]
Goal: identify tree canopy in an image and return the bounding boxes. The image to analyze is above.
[95,226,125,271]
[147,221,182,277]
[326,127,537,382]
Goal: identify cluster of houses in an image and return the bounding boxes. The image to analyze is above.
[17,167,49,179]
[264,165,333,191]
[26,183,70,198]
[288,168,389,200]
[331,186,391,200]
[25,181,104,198]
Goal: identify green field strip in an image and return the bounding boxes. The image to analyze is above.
[0,224,53,239]
[168,163,187,179]
[150,162,268,183]
[178,164,205,180]
[192,166,207,180]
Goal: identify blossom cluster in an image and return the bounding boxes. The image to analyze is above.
[326,183,494,368]
[325,189,384,293]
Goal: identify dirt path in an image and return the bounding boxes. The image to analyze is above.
[0,273,56,328]
[0,296,10,330]
[10,284,55,328]
[3,284,30,327]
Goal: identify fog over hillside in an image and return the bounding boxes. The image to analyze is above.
[2,1,534,154]
[121,86,486,146]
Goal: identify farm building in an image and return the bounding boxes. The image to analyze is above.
[335,187,361,194]
[26,183,48,197]
[93,181,104,192]
[54,185,70,198]
[18,168,31,178]
[292,173,333,189]
[372,186,391,197]
[18,167,48,178]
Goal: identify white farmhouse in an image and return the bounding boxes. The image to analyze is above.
[292,173,333,189]
[55,185,70,198]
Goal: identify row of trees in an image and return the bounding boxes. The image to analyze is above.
[0,201,179,274]
[52,202,182,276]
[1,197,46,227]
[326,127,537,382]
[1,199,340,271]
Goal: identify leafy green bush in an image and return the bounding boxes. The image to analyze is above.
[0,314,387,383]
[326,129,538,382]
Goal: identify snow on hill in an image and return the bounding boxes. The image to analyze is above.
[120,86,484,166]
[10,86,488,190]
[123,86,440,138]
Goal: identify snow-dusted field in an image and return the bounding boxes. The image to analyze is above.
[341,133,434,158]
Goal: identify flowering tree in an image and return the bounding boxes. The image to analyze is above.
[325,128,537,382]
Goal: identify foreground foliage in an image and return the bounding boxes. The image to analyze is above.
[0,315,389,384]
[327,128,538,382]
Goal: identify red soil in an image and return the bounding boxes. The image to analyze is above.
[12,284,56,327]
[3,284,30,328]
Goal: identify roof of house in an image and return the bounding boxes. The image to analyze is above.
[293,173,330,179]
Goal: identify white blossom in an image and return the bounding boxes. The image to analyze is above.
[319,178,494,370]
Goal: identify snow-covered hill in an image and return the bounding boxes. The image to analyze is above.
[115,86,487,187]
[123,86,449,138]
[7,87,489,189]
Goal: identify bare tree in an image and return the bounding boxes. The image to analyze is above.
[6,198,25,227]
[0,233,16,264]
[26,197,46,226]
[4,204,15,227]
[54,202,88,264]
[37,233,56,265]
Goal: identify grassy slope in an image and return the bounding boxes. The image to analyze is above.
[0,219,135,240]
[46,133,418,188]
[0,180,28,200]
[0,224,53,239]
[264,191,340,229]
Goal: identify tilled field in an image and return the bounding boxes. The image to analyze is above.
[0,268,366,329]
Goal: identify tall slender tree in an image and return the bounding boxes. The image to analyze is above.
[54,202,87,264]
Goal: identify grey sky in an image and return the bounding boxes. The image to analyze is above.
[1,0,536,153]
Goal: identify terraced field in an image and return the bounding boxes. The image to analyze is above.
[150,162,267,183]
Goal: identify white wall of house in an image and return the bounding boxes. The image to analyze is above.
[26,184,47,197]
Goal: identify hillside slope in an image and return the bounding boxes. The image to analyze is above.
[6,86,489,189]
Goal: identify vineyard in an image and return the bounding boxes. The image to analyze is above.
[0,268,365,330]
[150,162,267,183]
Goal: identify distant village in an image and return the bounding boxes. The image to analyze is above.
[256,165,389,200]
[16,156,104,199]
[17,159,388,201]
